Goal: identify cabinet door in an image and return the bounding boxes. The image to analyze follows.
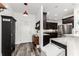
[2,20,11,56]
[43,36,50,46]
[46,22,57,29]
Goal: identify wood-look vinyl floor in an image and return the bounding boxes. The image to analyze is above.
[12,42,46,56]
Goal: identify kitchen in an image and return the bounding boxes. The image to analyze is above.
[41,3,79,56]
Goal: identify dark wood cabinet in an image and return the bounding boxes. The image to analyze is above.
[1,15,16,56]
[43,35,50,46]
[46,22,57,29]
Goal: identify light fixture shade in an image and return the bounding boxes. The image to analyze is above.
[23,10,28,16]
[0,3,6,12]
[0,3,6,9]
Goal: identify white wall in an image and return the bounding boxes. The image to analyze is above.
[13,13,36,44]
[74,5,79,36]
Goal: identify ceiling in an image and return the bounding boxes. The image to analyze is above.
[6,3,76,21]
[43,3,76,21]
[7,3,41,15]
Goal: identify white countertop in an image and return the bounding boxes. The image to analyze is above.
[50,34,79,56]
[50,36,67,45]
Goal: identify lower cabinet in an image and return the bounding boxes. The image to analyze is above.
[43,35,50,46]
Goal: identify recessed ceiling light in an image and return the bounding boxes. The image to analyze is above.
[64,9,68,12]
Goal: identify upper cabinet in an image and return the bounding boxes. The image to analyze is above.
[46,22,57,29]
[43,12,58,30]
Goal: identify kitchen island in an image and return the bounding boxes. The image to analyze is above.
[50,34,79,56]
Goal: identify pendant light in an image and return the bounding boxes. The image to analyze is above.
[0,3,6,12]
[23,3,28,16]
